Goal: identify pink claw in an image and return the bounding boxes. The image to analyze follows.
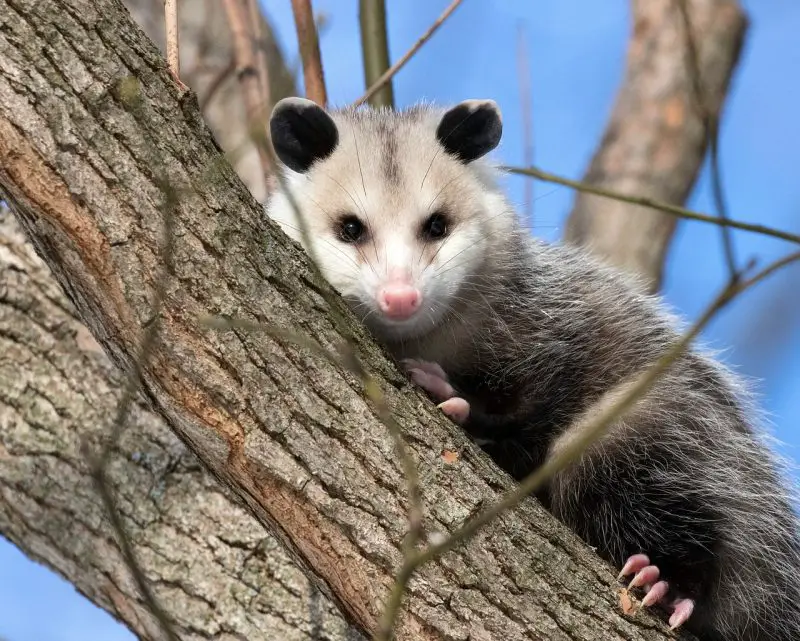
[641,580,670,607]
[669,598,695,630]
[438,397,470,425]
[618,554,650,579]
[629,565,660,589]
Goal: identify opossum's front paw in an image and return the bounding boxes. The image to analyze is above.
[402,359,471,425]
[619,553,695,630]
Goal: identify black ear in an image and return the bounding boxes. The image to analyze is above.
[436,99,502,163]
[269,97,339,173]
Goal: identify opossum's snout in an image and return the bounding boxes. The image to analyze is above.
[377,281,422,320]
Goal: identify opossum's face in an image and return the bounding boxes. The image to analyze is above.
[267,97,512,342]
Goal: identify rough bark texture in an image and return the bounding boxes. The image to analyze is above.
[0,208,361,641]
[564,0,746,292]
[0,1,692,640]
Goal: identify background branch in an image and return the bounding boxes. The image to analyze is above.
[507,165,800,245]
[358,0,394,108]
[675,0,739,279]
[291,0,328,106]
[563,0,746,292]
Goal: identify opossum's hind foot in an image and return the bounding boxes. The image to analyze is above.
[619,553,696,630]
[402,359,471,425]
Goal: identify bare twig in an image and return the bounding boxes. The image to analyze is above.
[506,165,800,245]
[222,0,273,177]
[376,248,800,638]
[291,0,328,106]
[358,0,394,108]
[353,0,465,108]
[675,0,738,280]
[164,0,180,78]
[517,22,534,228]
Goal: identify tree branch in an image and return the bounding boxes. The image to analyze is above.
[0,208,361,641]
[507,165,800,245]
[291,0,328,106]
[358,0,394,108]
[563,0,747,292]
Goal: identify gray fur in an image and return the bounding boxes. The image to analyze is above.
[265,98,800,641]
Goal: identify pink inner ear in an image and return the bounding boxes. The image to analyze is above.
[377,284,421,320]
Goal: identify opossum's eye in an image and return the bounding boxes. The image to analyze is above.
[420,212,449,241]
[337,215,367,244]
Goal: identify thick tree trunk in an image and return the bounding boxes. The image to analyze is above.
[564,0,746,292]
[0,1,692,640]
[0,208,361,641]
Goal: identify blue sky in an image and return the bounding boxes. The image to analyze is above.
[2,1,799,639]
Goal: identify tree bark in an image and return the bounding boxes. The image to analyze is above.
[0,208,362,641]
[0,1,692,640]
[564,0,746,292]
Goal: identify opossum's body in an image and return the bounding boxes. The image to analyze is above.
[265,97,800,640]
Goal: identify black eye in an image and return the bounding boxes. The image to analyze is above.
[337,216,366,243]
[421,212,449,241]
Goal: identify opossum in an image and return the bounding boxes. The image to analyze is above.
[265,96,800,640]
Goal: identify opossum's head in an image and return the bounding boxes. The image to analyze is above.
[266,97,514,342]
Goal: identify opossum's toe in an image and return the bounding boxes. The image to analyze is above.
[404,359,455,401]
[629,564,660,589]
[668,598,695,629]
[618,553,651,579]
[437,397,470,425]
[407,367,455,401]
[641,581,670,607]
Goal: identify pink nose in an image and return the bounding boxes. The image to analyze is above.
[378,284,421,320]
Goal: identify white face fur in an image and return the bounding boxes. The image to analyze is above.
[266,98,515,343]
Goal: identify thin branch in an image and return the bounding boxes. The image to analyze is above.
[222,0,274,178]
[517,22,534,228]
[164,0,180,78]
[353,0,465,108]
[291,0,328,106]
[376,248,800,638]
[506,165,800,245]
[675,0,738,280]
[358,0,394,108]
